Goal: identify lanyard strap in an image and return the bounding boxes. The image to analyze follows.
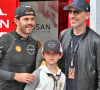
[47,73,61,90]
[70,35,83,67]
[70,28,86,60]
[70,39,80,60]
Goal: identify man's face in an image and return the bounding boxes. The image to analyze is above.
[68,7,90,28]
[15,14,35,35]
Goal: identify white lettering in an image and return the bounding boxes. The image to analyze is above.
[0,19,9,28]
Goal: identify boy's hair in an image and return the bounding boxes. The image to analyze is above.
[42,39,63,54]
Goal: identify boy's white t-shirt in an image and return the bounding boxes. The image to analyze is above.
[24,61,66,90]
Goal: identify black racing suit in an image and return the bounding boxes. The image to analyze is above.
[0,30,38,90]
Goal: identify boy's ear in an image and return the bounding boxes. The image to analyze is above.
[58,53,63,59]
[41,52,45,58]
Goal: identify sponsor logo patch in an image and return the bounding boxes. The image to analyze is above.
[26,45,35,55]
[15,46,22,52]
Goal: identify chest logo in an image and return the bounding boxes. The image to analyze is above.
[26,45,35,55]
[15,46,22,52]
[59,82,63,90]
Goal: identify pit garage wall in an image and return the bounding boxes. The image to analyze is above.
[0,0,19,36]
[90,0,100,35]
[90,0,96,31]
[95,0,100,34]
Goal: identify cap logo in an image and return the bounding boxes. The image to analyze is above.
[25,11,34,15]
[25,5,31,8]
[86,7,89,10]
[48,42,55,48]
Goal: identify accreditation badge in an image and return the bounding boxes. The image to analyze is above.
[68,66,75,79]
[68,60,75,79]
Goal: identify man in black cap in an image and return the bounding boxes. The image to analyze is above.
[0,5,38,90]
[58,0,100,90]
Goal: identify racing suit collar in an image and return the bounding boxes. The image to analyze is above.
[12,30,31,41]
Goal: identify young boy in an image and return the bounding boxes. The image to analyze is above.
[24,39,66,90]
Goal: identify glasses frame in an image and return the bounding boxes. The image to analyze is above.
[67,10,82,15]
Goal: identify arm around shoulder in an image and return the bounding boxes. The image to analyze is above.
[24,68,40,90]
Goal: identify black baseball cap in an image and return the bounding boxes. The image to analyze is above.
[42,39,63,54]
[64,0,90,12]
[15,5,35,19]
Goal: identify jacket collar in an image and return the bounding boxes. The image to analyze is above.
[39,60,61,76]
[70,26,89,40]
[61,26,89,53]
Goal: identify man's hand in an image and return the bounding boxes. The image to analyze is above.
[14,73,35,84]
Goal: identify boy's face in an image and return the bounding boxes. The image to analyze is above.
[42,50,63,65]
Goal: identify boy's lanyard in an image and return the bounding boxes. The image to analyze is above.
[68,35,83,79]
[47,73,61,90]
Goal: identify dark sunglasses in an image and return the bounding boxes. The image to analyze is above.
[67,10,82,15]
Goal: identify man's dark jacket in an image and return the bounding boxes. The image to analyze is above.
[58,26,100,90]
